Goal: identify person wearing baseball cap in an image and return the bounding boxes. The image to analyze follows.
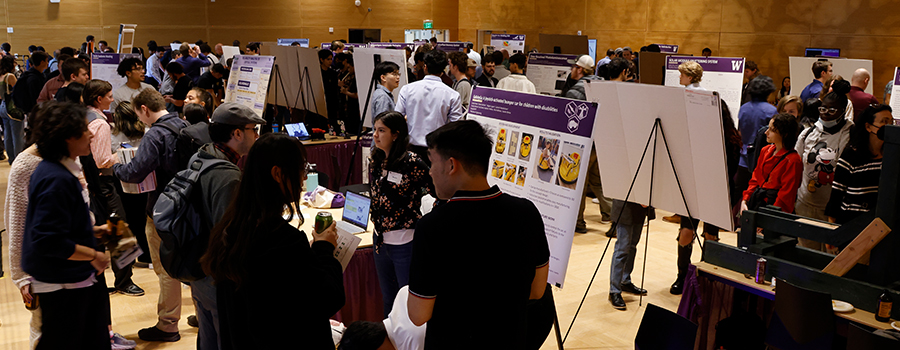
[187,101,266,350]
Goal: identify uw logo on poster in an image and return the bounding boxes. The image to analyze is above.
[565,101,589,133]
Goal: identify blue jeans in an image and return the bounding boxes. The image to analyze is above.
[373,241,414,317]
[1,101,24,165]
[609,222,644,293]
[191,276,220,350]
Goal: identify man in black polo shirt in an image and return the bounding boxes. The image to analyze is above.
[197,63,227,106]
[407,120,550,349]
[163,61,193,113]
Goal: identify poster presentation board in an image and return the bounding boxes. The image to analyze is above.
[221,46,240,66]
[277,38,310,47]
[169,43,196,51]
[490,34,525,54]
[526,53,577,96]
[368,42,413,49]
[353,48,410,127]
[467,87,598,288]
[789,57,874,95]
[656,44,679,54]
[258,45,328,117]
[585,81,733,231]
[538,34,588,55]
[224,55,275,118]
[434,42,469,52]
[664,55,744,123]
[588,39,597,62]
[90,53,142,93]
[889,68,900,123]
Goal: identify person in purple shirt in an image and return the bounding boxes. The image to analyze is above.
[736,75,778,195]
[799,60,832,104]
[174,44,210,84]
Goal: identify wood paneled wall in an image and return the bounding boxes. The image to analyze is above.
[1,0,457,57]
[458,0,900,98]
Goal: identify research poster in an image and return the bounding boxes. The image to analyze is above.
[467,87,598,288]
[277,38,310,47]
[91,53,142,92]
[490,34,526,54]
[368,42,413,49]
[434,42,469,52]
[656,44,679,54]
[354,48,409,127]
[169,43,196,51]
[526,53,578,96]
[224,55,275,118]
[664,55,744,123]
[890,68,900,123]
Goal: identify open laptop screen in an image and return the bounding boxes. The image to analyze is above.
[342,191,371,229]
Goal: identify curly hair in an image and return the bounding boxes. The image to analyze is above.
[678,61,703,83]
[32,102,89,162]
[747,75,775,101]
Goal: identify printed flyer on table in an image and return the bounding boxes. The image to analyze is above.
[467,87,598,288]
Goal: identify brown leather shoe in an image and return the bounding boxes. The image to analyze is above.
[662,215,681,224]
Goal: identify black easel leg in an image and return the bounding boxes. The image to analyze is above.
[554,309,564,350]
[344,74,379,186]
[639,119,660,307]
[656,118,704,251]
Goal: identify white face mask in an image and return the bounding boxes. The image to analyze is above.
[820,118,839,128]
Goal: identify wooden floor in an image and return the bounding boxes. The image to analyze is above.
[0,160,732,350]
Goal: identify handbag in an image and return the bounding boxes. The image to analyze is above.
[3,73,25,122]
[746,150,793,211]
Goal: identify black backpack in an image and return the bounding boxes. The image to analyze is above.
[157,122,211,171]
[153,154,231,282]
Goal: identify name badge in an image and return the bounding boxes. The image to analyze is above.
[387,171,403,184]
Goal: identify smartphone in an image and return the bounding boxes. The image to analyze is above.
[24,285,39,310]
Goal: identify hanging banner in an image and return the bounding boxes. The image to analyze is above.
[664,55,744,123]
[277,38,310,47]
[367,42,413,49]
[467,87,598,288]
[434,42,469,52]
[224,55,275,118]
[656,44,679,54]
[90,53,142,92]
[490,34,526,54]
[526,53,578,96]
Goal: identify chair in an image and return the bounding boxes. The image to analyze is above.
[634,303,698,350]
[764,279,835,350]
[847,323,900,350]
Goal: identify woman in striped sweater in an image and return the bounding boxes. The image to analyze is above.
[825,104,893,224]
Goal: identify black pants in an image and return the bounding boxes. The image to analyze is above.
[119,187,150,264]
[99,175,136,289]
[36,281,111,350]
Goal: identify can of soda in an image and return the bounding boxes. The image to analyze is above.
[315,212,333,234]
[755,258,767,284]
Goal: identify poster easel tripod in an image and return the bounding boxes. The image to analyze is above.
[560,117,706,347]
[344,54,382,186]
[267,53,323,132]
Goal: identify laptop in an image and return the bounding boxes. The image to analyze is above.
[337,191,371,235]
[285,122,310,140]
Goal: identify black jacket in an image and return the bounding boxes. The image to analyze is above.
[13,68,46,114]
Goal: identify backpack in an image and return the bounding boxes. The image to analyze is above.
[153,154,230,282]
[746,123,769,173]
[157,122,211,171]
[11,70,40,115]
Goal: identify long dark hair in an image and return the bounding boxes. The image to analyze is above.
[372,111,410,171]
[850,104,892,157]
[201,133,308,289]
[720,101,742,155]
[772,113,800,150]
[0,55,15,76]
[112,101,145,139]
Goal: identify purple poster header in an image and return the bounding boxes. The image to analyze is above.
[491,34,525,41]
[277,38,309,47]
[91,53,140,65]
[894,68,900,85]
[319,42,366,49]
[368,42,413,49]
[469,87,597,138]
[655,44,679,54]
[528,53,578,67]
[435,42,470,52]
[666,55,744,73]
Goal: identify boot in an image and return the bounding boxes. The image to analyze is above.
[670,243,693,295]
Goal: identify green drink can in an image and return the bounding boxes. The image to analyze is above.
[315,212,333,233]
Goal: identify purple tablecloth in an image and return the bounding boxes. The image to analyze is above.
[333,247,384,323]
[305,139,364,190]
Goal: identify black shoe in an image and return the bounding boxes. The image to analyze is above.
[133,261,150,268]
[670,279,684,295]
[605,223,617,238]
[187,315,199,328]
[575,226,587,234]
[138,326,180,342]
[609,293,626,310]
[117,284,145,296]
[620,282,648,295]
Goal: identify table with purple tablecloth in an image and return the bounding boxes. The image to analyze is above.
[303,137,364,189]
[333,247,384,323]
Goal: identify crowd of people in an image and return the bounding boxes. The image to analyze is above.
[1,33,892,350]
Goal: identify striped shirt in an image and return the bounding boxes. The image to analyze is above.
[824,146,881,224]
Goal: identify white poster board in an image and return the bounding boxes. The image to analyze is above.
[353,48,409,127]
[224,55,275,118]
[664,55,744,124]
[526,53,578,96]
[169,43,196,51]
[789,57,874,95]
[221,46,240,66]
[890,68,900,123]
[467,87,598,288]
[90,53,142,92]
[490,34,526,54]
[277,38,310,47]
[586,81,733,231]
[261,45,328,118]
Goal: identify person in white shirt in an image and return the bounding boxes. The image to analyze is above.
[145,47,166,88]
[111,57,154,112]
[394,49,463,165]
[338,286,426,350]
[496,53,536,94]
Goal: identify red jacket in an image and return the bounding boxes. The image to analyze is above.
[743,144,803,213]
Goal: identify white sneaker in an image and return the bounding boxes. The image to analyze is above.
[592,198,600,204]
[111,332,136,350]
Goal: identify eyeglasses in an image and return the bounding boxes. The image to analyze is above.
[818,106,839,115]
[244,126,260,133]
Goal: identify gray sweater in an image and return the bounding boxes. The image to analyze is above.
[195,143,242,227]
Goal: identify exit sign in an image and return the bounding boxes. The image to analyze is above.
[424,20,433,29]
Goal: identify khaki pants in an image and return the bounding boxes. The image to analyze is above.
[794,201,838,254]
[146,216,182,333]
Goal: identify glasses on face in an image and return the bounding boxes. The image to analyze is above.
[132,67,145,72]
[818,106,839,115]
[244,126,260,134]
